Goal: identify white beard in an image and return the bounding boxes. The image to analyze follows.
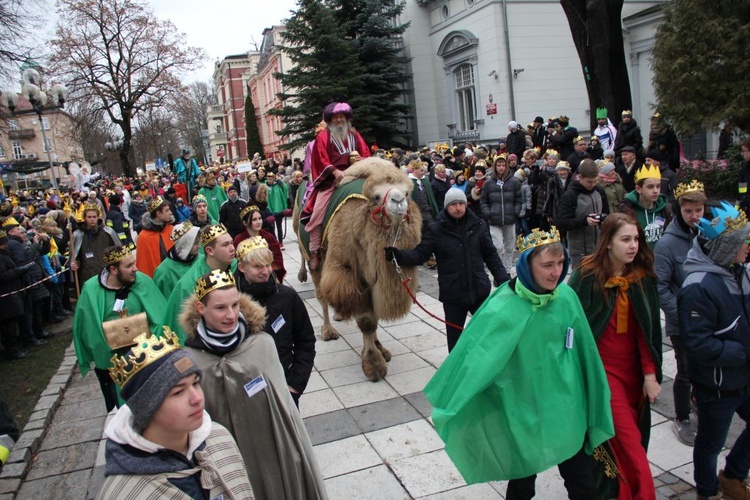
[330,123,350,143]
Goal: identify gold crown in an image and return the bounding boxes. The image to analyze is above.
[147,196,166,213]
[199,224,228,247]
[517,226,562,253]
[674,180,705,199]
[574,136,586,143]
[103,246,132,266]
[725,210,749,234]
[192,194,208,205]
[236,235,269,261]
[82,202,100,214]
[652,112,661,119]
[108,327,181,387]
[634,164,662,184]
[240,205,260,220]
[170,221,195,242]
[194,269,236,301]
[622,110,633,116]
[545,149,559,158]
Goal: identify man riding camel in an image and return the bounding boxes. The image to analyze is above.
[302,102,370,270]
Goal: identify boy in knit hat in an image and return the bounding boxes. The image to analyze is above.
[678,201,750,500]
[98,328,253,499]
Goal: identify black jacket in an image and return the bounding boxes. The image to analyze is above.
[236,274,316,394]
[555,181,609,258]
[128,200,147,233]
[106,206,134,249]
[0,248,25,320]
[219,198,248,238]
[505,131,527,159]
[7,235,49,302]
[615,159,643,193]
[614,120,644,156]
[393,209,510,305]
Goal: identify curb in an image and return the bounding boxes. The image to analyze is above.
[0,343,78,497]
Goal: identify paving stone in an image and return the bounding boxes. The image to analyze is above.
[6,447,30,465]
[0,463,26,479]
[26,441,99,480]
[404,391,433,419]
[313,435,382,479]
[41,416,105,450]
[658,472,680,485]
[22,419,45,432]
[15,468,91,500]
[14,430,43,454]
[298,389,343,418]
[365,419,443,462]
[49,374,70,386]
[86,465,106,500]
[61,383,102,405]
[304,409,360,446]
[40,385,64,398]
[27,410,50,425]
[423,483,502,499]
[32,395,59,413]
[0,494,14,500]
[0,479,20,495]
[348,397,421,433]
[323,465,409,500]
[52,398,107,423]
[389,449,465,498]
[332,380,399,408]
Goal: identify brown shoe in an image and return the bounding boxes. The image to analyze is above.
[310,250,321,271]
[719,470,750,499]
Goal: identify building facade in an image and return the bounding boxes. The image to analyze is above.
[208,54,255,163]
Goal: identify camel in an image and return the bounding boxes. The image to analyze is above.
[293,157,422,381]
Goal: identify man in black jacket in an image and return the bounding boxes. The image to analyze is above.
[386,189,510,351]
[218,185,247,240]
[506,121,527,159]
[0,230,30,359]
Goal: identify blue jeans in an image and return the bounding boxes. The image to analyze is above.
[694,387,750,496]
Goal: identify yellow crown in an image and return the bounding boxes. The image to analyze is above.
[725,210,749,234]
[147,196,166,213]
[108,327,181,388]
[634,164,662,184]
[103,246,132,266]
[674,180,705,199]
[0,230,6,239]
[199,224,228,247]
[240,205,260,221]
[236,235,269,261]
[574,136,586,143]
[517,226,562,253]
[82,202,100,214]
[170,221,194,242]
[194,269,236,301]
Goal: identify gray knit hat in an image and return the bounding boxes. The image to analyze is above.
[444,188,467,208]
[704,222,750,268]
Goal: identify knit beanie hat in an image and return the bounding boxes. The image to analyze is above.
[116,337,202,433]
[172,224,200,261]
[704,223,750,268]
[444,188,467,208]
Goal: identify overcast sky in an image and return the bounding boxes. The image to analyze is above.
[147,0,299,83]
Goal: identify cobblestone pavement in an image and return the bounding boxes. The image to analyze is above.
[3,233,745,499]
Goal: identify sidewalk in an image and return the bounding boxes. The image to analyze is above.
[2,234,742,499]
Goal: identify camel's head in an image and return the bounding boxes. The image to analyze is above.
[342,157,415,229]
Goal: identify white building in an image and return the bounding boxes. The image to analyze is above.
[401,0,662,148]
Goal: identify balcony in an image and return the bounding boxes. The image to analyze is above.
[209,131,228,142]
[8,128,35,140]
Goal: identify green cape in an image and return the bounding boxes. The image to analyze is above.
[267,182,289,213]
[72,271,166,376]
[424,281,614,483]
[153,257,193,299]
[198,185,229,222]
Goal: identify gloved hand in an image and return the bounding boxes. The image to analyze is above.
[19,262,34,274]
[265,215,276,225]
[385,247,402,263]
[282,209,293,217]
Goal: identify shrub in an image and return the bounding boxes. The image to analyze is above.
[677,146,744,202]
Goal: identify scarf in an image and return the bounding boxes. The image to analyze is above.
[603,270,644,334]
[514,277,559,309]
[194,314,247,355]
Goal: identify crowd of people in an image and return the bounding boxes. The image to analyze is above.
[0,101,749,499]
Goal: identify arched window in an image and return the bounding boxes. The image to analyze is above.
[454,64,476,131]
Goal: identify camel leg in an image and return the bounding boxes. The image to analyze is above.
[333,312,343,322]
[297,249,308,283]
[320,299,341,341]
[358,314,388,382]
[374,338,392,362]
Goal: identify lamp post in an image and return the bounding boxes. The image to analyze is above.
[105,138,124,176]
[0,68,68,190]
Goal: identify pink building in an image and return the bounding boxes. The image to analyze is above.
[209,54,254,162]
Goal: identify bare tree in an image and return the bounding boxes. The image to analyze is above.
[0,0,44,83]
[49,0,205,177]
[170,80,216,164]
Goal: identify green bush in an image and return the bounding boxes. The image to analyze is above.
[677,146,744,202]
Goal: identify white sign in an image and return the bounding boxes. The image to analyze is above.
[145,162,156,171]
[236,161,254,173]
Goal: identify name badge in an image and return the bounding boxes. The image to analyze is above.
[271,314,286,334]
[654,216,665,227]
[244,375,267,398]
[211,495,225,500]
[85,251,94,259]
[565,327,574,349]
[113,299,125,312]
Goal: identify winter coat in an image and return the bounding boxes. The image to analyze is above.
[505,131,527,159]
[236,274,316,394]
[739,161,750,216]
[555,181,608,258]
[7,236,49,302]
[678,239,750,393]
[659,165,678,202]
[530,166,556,217]
[0,248,25,320]
[654,219,695,335]
[544,174,572,220]
[548,126,578,160]
[105,206,134,250]
[514,173,532,218]
[566,151,591,173]
[614,159,642,193]
[393,209,510,305]
[128,200,147,233]
[480,171,522,227]
[648,125,680,169]
[175,203,192,223]
[598,175,627,214]
[431,177,451,211]
[614,120,644,156]
[219,197,248,238]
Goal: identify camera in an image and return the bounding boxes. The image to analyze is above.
[589,213,603,223]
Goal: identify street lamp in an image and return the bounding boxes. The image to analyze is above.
[104,138,124,175]
[0,68,68,190]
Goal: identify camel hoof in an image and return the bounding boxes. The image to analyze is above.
[321,324,340,341]
[378,345,392,362]
[362,349,388,382]
[297,269,308,283]
[333,312,343,322]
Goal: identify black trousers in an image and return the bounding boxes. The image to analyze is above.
[671,335,692,421]
[506,446,597,500]
[94,368,120,412]
[443,301,483,352]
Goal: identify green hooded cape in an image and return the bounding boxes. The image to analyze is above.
[198,184,229,222]
[424,280,614,483]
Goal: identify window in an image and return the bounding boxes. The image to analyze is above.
[43,137,52,152]
[8,120,18,131]
[454,64,476,131]
[41,117,50,130]
[11,140,22,159]
[0,144,5,158]
[441,4,449,19]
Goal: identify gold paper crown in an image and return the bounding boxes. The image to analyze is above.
[236,235,269,261]
[82,202,100,214]
[674,180,705,199]
[194,269,236,301]
[634,164,662,184]
[496,153,508,160]
[103,246,132,266]
[622,110,633,116]
[199,224,228,247]
[108,327,181,387]
[240,205,260,220]
[517,226,562,253]
[170,221,195,242]
[574,136,586,144]
[147,196,166,213]
[724,209,749,234]
[545,149,560,158]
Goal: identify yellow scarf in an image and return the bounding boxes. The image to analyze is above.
[603,270,643,334]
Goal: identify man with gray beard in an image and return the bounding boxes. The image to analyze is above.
[302,102,370,270]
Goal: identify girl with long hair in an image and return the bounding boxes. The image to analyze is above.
[568,212,662,500]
